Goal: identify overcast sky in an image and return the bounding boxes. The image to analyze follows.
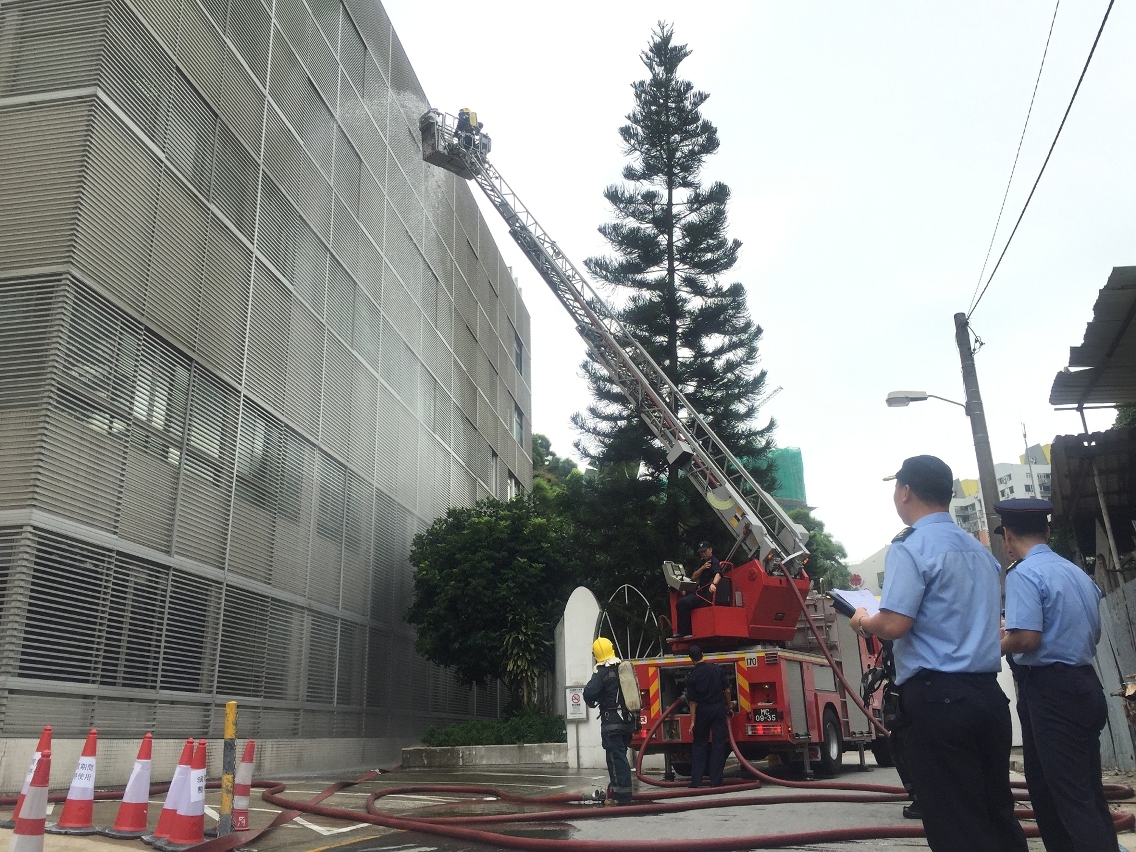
[383,0,1134,561]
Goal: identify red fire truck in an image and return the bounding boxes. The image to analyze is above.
[630,560,889,777]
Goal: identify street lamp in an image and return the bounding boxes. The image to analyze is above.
[885,391,965,409]
[885,385,1008,570]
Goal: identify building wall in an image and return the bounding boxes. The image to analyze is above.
[0,0,531,748]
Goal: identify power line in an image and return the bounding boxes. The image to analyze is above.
[967,0,1061,316]
[968,0,1116,320]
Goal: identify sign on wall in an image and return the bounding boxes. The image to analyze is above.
[566,687,587,721]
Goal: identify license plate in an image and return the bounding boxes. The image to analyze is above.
[752,708,778,722]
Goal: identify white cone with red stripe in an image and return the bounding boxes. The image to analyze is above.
[100,733,152,838]
[2,726,51,829]
[8,749,50,852]
[232,740,255,831]
[142,737,194,847]
[46,728,97,835]
[158,739,206,850]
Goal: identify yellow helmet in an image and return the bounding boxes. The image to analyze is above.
[592,637,615,664]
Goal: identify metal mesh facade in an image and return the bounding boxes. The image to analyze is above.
[0,0,532,740]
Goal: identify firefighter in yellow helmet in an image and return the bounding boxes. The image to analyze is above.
[583,637,635,805]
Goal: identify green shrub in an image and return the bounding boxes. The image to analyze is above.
[421,710,566,747]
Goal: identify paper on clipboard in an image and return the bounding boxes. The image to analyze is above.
[828,588,881,618]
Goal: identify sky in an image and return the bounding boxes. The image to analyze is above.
[383,0,1135,562]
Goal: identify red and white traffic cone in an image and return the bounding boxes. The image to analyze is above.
[158,739,206,850]
[100,733,152,839]
[142,737,194,847]
[46,728,97,835]
[8,749,51,852]
[232,740,255,831]
[1,726,51,829]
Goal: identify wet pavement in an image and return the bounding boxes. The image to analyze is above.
[5,757,1135,852]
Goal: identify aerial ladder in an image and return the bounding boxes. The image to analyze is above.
[419,109,809,572]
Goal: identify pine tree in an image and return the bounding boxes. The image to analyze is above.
[573,22,777,533]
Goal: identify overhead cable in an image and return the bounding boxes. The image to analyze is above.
[968,0,1116,320]
[967,0,1061,315]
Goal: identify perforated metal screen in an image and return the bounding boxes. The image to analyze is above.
[0,0,530,738]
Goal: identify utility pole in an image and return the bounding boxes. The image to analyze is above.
[953,312,1008,572]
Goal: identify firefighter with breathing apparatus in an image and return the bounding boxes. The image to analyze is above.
[583,637,641,806]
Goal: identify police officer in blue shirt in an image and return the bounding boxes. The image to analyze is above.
[997,498,1116,852]
[853,455,1026,852]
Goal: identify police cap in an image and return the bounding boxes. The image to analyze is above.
[993,498,1052,536]
[696,540,712,552]
[883,455,954,503]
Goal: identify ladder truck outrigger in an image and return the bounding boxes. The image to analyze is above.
[420,109,891,778]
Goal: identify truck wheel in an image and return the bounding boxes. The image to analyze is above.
[671,761,692,777]
[818,708,843,776]
[871,736,895,767]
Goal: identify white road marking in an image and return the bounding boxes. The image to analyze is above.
[204,806,219,820]
[293,817,367,836]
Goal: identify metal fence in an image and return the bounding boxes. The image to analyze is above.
[0,0,528,738]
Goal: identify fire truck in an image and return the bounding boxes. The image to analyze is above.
[419,110,889,778]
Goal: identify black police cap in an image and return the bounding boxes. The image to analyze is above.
[696,540,712,551]
[993,498,1052,535]
[883,455,953,497]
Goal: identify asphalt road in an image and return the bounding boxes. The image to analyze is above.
[9,758,1134,852]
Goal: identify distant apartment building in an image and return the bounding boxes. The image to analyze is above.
[950,444,1052,544]
[0,0,531,764]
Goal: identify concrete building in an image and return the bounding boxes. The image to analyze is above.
[950,445,1052,544]
[0,0,530,772]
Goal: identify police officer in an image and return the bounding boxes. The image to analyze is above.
[852,455,1026,852]
[583,637,635,805]
[685,645,731,787]
[997,498,1116,852]
[673,541,721,638]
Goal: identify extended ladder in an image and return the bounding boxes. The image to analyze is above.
[419,110,809,568]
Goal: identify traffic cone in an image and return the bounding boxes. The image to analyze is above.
[8,749,51,852]
[1,726,51,829]
[142,737,194,846]
[232,740,255,831]
[159,739,206,850]
[46,728,97,835]
[100,733,152,839]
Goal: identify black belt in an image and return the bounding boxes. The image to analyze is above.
[1015,662,1092,675]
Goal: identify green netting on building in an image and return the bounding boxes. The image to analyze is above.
[768,447,807,504]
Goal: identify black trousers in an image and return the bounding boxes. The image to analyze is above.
[1017,663,1116,852]
[896,671,1027,852]
[675,591,710,635]
[690,701,729,787]
[601,729,633,804]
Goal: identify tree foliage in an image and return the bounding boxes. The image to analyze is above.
[405,494,579,708]
[574,22,776,505]
[789,508,852,591]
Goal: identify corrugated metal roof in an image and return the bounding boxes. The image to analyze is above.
[1049,266,1136,406]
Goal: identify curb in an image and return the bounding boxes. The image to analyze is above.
[402,743,568,768]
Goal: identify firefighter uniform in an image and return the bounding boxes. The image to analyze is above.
[881,503,1027,852]
[583,637,635,805]
[685,646,729,787]
[1000,498,1116,852]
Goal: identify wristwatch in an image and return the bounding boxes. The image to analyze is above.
[855,616,870,638]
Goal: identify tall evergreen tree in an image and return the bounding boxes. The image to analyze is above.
[574,22,777,547]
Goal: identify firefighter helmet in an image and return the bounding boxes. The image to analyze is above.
[592,637,615,664]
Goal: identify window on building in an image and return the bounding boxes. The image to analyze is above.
[1025,484,1033,493]
[513,403,523,444]
[513,329,523,376]
[507,472,522,499]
